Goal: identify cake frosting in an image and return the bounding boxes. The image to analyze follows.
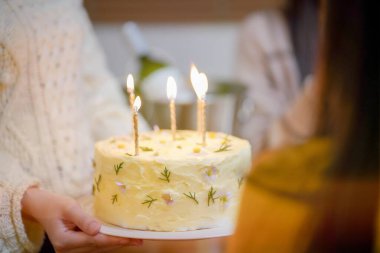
[93,130,251,231]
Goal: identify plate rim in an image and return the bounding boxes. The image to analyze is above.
[99,222,234,240]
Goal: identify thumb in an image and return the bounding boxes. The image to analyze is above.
[64,203,101,235]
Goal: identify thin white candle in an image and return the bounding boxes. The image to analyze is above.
[133,96,141,156]
[198,73,208,146]
[191,64,208,146]
[190,64,201,133]
[167,76,177,140]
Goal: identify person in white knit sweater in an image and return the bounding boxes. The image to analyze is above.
[0,0,149,252]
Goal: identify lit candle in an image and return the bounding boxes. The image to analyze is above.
[191,65,208,146]
[133,96,141,156]
[126,74,135,109]
[198,73,208,146]
[190,64,201,133]
[167,76,177,140]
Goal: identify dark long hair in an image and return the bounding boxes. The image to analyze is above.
[315,0,378,176]
[285,0,319,81]
[312,0,379,251]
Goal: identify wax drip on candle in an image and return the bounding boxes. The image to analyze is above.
[167,76,177,140]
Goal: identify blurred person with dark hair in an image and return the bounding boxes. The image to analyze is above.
[228,0,379,252]
[236,0,320,155]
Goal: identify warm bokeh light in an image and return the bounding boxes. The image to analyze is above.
[166,76,177,100]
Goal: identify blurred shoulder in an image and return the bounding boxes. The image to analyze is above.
[239,9,290,53]
[240,9,286,33]
[248,138,332,198]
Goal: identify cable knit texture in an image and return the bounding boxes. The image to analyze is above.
[0,0,149,251]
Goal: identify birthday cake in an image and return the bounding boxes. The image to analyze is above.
[92,130,251,231]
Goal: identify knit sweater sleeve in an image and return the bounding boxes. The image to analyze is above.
[0,3,45,249]
[0,152,44,253]
[78,6,150,141]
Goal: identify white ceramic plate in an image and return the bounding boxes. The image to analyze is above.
[99,223,233,240]
[80,196,234,240]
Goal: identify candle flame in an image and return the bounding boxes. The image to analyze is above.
[198,72,208,96]
[190,64,208,99]
[190,64,202,98]
[190,64,200,85]
[126,74,134,91]
[166,76,177,100]
[133,96,141,112]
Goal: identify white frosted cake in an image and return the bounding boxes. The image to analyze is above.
[93,130,251,231]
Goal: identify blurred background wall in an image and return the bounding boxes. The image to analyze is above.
[84,0,285,83]
[83,0,286,136]
[93,23,238,82]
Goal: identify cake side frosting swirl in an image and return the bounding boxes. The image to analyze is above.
[93,130,251,231]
